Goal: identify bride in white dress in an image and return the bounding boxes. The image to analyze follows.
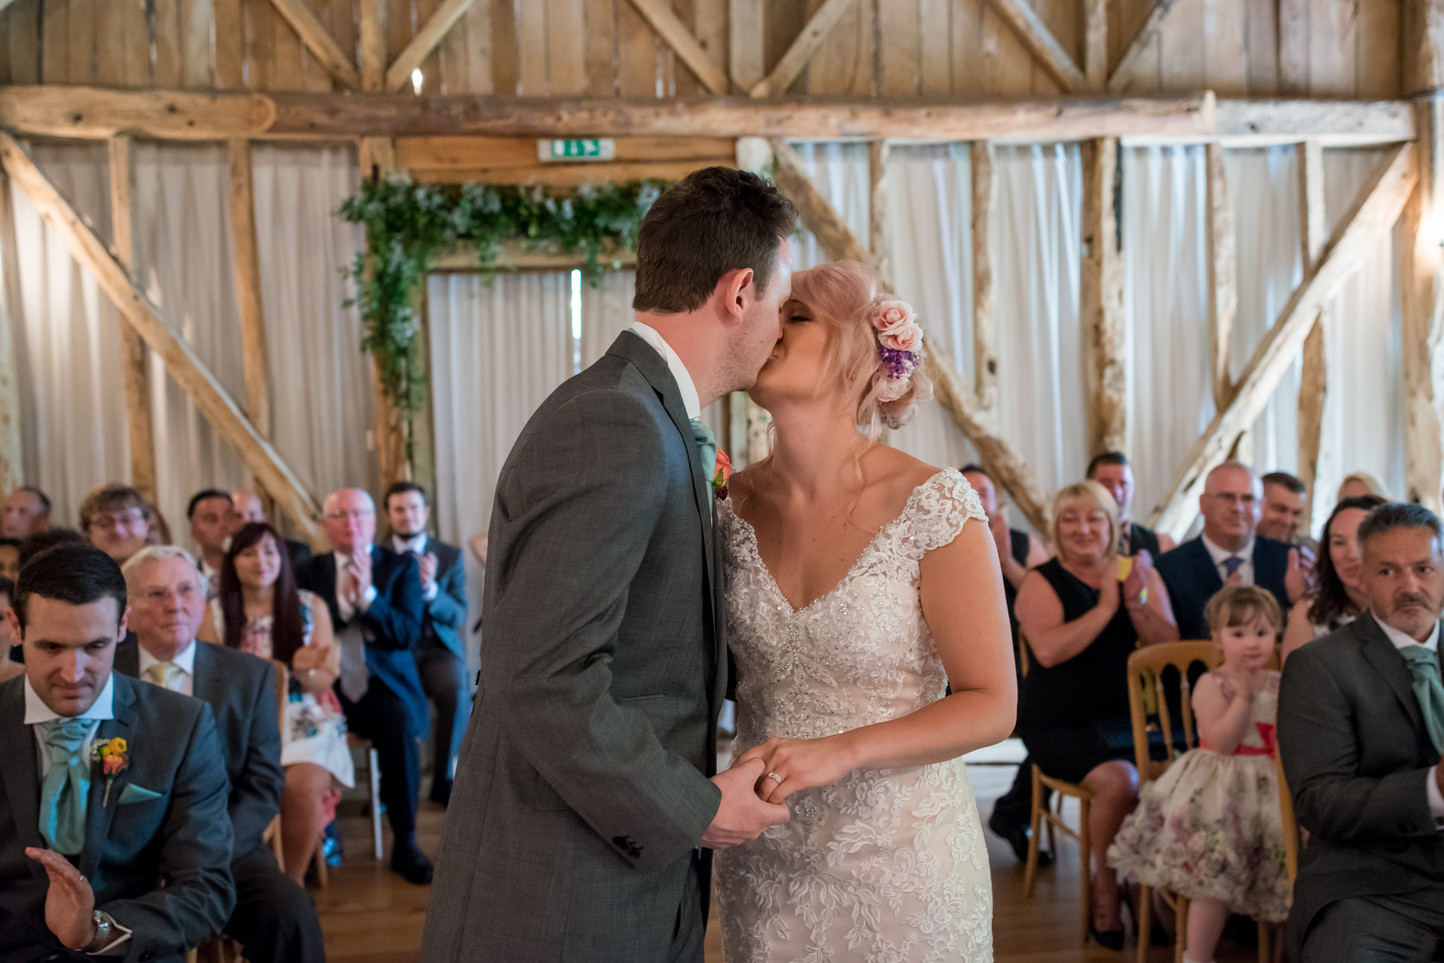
[714,261,1017,962]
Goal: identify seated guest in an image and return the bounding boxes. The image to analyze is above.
[1157,461,1303,641]
[143,503,171,547]
[1279,503,1444,960]
[187,490,233,599]
[385,482,468,806]
[0,537,19,581]
[1337,470,1388,501]
[18,528,85,567]
[0,544,233,962]
[1258,471,1312,545]
[201,522,353,884]
[1281,494,1388,663]
[0,577,19,682]
[231,489,312,567]
[80,484,151,566]
[962,463,1051,860]
[1015,481,1179,947]
[297,488,432,884]
[1087,450,1177,555]
[116,546,326,962]
[3,485,51,538]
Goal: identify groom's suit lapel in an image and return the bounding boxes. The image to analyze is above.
[607,333,722,681]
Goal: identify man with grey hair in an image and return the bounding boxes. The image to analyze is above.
[115,546,325,961]
[296,488,430,883]
[1279,502,1444,961]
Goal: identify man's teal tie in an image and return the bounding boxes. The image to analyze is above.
[1399,645,1444,754]
[37,718,92,855]
[691,418,718,509]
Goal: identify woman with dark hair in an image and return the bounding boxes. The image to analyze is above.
[199,521,353,883]
[1281,493,1388,662]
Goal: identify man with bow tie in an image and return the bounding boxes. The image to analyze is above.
[0,544,233,963]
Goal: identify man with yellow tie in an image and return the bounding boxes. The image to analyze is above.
[115,546,324,963]
[0,543,233,962]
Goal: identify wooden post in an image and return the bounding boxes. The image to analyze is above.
[1081,137,1126,455]
[1205,142,1237,410]
[359,0,387,92]
[107,135,157,501]
[1083,0,1108,91]
[971,141,998,420]
[0,169,22,493]
[1402,96,1444,512]
[0,133,324,539]
[867,139,890,286]
[228,140,271,437]
[356,137,410,487]
[1296,140,1328,529]
[1403,0,1444,96]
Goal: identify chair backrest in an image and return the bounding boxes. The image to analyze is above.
[1126,640,1222,784]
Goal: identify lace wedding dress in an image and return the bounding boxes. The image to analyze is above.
[715,469,994,962]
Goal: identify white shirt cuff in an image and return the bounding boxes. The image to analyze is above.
[422,583,438,603]
[356,585,377,612]
[1428,766,1444,830]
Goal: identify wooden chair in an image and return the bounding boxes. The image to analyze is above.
[1126,641,1273,963]
[349,732,385,859]
[1019,634,1097,945]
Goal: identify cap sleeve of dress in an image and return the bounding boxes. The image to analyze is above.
[903,469,987,559]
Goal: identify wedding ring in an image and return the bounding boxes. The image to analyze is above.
[766,772,783,786]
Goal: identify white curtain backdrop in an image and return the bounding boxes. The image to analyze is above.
[5,140,371,541]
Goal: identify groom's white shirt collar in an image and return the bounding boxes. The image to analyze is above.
[629,322,702,421]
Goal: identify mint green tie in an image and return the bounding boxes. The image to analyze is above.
[690,418,718,508]
[37,718,92,855]
[1398,645,1444,754]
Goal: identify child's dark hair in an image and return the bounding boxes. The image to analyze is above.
[1204,585,1283,636]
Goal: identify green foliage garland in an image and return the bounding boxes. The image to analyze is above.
[339,175,667,419]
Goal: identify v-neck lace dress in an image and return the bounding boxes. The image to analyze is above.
[714,469,994,962]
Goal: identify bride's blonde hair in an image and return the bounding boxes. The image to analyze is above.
[790,261,933,440]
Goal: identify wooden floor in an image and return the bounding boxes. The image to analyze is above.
[315,751,1266,962]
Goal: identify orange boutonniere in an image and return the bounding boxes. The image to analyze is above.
[712,449,733,501]
[92,737,129,806]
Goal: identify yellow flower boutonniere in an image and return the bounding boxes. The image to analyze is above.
[92,737,129,806]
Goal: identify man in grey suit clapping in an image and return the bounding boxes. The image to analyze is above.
[422,168,798,962]
[1279,502,1444,961]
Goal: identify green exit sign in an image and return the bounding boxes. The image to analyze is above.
[539,139,616,162]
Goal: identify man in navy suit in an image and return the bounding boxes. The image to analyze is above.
[296,488,431,883]
[384,482,469,806]
[115,545,324,962]
[1157,461,1307,640]
[0,544,233,963]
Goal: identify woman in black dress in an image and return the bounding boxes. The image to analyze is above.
[1015,480,1179,948]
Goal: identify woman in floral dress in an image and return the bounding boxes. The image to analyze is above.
[201,521,355,883]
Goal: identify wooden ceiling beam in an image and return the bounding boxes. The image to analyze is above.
[625,0,730,95]
[982,0,1087,93]
[749,0,857,98]
[386,0,479,93]
[1108,0,1179,94]
[268,0,361,90]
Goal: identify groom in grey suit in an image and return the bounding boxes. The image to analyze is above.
[1279,502,1444,962]
[422,168,797,962]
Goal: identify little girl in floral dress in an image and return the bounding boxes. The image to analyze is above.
[1108,585,1291,963]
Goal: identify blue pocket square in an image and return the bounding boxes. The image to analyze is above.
[117,783,162,805]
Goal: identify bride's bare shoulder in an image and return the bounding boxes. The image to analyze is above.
[868,446,946,498]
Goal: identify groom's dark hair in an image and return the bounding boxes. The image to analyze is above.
[632,167,797,314]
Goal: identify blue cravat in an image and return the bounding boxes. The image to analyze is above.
[37,718,92,855]
[1398,645,1444,754]
[1221,556,1244,578]
[691,418,718,509]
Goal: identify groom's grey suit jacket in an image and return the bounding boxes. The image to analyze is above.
[422,331,727,962]
[1277,612,1444,946]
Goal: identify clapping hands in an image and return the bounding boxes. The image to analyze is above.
[1284,547,1315,604]
[418,551,438,594]
[26,847,98,950]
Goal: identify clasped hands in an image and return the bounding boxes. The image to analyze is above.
[701,735,853,850]
[25,847,100,951]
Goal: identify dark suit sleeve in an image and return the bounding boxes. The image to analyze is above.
[1278,645,1438,843]
[105,703,235,961]
[360,553,425,650]
[425,551,467,633]
[486,391,721,872]
[229,661,283,859]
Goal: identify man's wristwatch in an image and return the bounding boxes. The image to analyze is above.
[85,911,116,953]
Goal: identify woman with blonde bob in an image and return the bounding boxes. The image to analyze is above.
[714,260,1016,960]
[1014,480,1179,950]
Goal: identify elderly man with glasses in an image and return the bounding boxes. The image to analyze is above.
[295,488,431,884]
